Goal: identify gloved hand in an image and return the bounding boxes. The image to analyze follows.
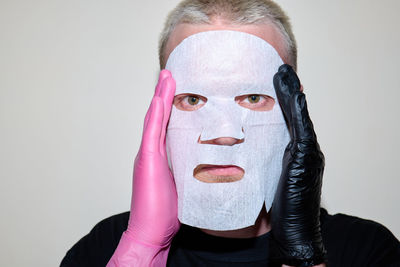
[271,64,326,266]
[107,70,180,267]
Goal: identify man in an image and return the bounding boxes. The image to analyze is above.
[61,1,400,266]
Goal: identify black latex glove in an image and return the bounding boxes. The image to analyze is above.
[270,64,326,266]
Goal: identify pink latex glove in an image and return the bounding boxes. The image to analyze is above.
[107,70,180,267]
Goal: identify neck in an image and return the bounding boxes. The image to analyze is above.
[200,206,271,238]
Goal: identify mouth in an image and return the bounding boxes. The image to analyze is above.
[193,164,245,183]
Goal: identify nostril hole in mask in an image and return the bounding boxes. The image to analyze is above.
[197,135,244,145]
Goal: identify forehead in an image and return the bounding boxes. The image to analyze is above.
[165,30,283,97]
[165,21,288,66]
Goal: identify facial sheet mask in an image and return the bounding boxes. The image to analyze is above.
[165,30,290,230]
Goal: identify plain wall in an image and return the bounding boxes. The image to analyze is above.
[0,0,399,266]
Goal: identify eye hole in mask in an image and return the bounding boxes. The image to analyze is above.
[235,94,275,111]
[174,94,207,111]
[173,93,275,112]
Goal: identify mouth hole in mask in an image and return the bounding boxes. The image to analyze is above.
[193,164,245,183]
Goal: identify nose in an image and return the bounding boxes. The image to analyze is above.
[199,136,244,146]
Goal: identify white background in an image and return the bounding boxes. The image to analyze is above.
[1,0,399,266]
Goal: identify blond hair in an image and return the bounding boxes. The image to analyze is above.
[158,0,297,69]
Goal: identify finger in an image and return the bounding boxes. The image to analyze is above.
[273,64,300,138]
[145,70,172,128]
[155,69,172,96]
[273,70,292,122]
[158,77,176,154]
[290,91,316,141]
[142,96,164,153]
[160,77,176,120]
[143,102,152,130]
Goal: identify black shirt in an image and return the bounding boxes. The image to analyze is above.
[60,209,400,266]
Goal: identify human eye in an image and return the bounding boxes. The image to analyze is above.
[235,94,275,111]
[247,95,261,103]
[173,94,207,111]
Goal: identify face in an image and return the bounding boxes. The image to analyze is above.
[165,19,288,183]
[164,26,291,230]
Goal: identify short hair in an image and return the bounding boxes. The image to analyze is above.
[158,0,297,70]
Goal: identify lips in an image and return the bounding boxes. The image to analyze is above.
[193,164,245,183]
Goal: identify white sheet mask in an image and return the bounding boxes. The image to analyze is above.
[165,30,290,230]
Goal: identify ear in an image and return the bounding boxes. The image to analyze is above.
[300,84,304,92]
